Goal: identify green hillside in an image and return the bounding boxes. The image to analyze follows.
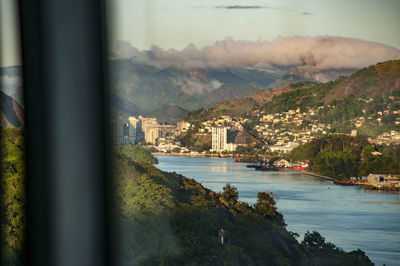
[290,135,400,179]
[325,60,400,102]
[145,105,189,123]
[114,145,373,265]
[0,129,375,265]
[184,60,400,136]
[1,127,25,265]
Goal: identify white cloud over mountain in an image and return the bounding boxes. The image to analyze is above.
[113,36,400,71]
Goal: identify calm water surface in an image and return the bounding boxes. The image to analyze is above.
[156,156,400,266]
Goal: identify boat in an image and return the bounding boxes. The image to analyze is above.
[333,179,354,186]
[247,162,262,168]
[255,166,280,171]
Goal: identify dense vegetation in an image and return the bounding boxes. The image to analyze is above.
[178,121,212,151]
[114,145,373,265]
[0,127,25,265]
[0,129,375,265]
[114,145,159,164]
[290,135,400,179]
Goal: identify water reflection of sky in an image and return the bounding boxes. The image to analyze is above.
[156,156,400,266]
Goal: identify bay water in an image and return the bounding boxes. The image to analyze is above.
[155,156,400,266]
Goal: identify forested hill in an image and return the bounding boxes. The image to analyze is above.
[290,135,400,179]
[0,130,374,265]
[113,145,373,265]
[185,60,400,122]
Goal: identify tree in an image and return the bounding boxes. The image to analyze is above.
[222,184,239,205]
[302,231,329,251]
[255,192,277,217]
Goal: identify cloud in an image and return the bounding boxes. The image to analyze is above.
[302,11,312,16]
[171,77,222,95]
[112,36,400,71]
[1,75,22,86]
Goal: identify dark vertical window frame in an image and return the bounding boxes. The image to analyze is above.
[18,0,114,265]
[0,2,3,264]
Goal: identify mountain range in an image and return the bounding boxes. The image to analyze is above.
[109,59,360,122]
[185,60,400,121]
[3,59,398,125]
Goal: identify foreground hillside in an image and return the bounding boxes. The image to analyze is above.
[114,145,373,265]
[0,129,374,265]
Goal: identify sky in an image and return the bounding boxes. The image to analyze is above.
[109,0,400,51]
[2,0,400,67]
[1,0,21,67]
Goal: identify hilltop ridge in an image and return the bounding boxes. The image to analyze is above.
[185,60,400,122]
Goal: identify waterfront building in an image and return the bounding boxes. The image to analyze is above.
[274,159,290,167]
[225,143,237,152]
[140,116,159,144]
[211,126,227,151]
[147,126,161,144]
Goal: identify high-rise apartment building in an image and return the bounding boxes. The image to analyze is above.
[111,117,125,145]
[148,127,162,145]
[111,116,164,145]
[128,116,139,144]
[211,126,227,151]
[139,116,160,144]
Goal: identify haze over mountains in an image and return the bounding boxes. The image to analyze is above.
[2,36,400,124]
[110,36,400,121]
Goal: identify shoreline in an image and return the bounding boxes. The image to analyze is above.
[154,154,399,192]
[302,171,334,181]
[152,152,234,158]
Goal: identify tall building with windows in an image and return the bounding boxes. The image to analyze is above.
[128,116,139,144]
[111,117,125,145]
[139,116,160,144]
[148,127,162,145]
[211,126,227,151]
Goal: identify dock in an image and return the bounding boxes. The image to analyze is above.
[303,171,334,181]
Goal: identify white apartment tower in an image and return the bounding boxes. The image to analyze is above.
[212,126,227,151]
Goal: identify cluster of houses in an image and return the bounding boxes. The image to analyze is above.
[255,107,331,153]
[350,174,400,189]
[370,131,400,145]
[114,95,400,155]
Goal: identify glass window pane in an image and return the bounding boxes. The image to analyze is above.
[106,1,400,265]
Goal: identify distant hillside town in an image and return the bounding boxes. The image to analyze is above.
[112,94,400,156]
